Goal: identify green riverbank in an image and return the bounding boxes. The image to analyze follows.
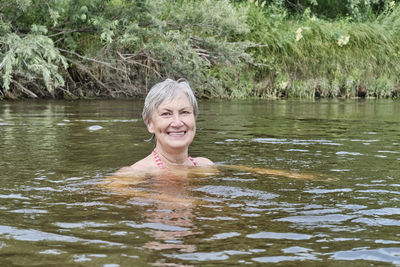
[1,0,399,99]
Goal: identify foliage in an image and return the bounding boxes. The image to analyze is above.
[0,23,67,98]
[259,0,398,21]
[243,0,400,98]
[0,0,400,99]
[114,0,252,97]
[0,0,252,98]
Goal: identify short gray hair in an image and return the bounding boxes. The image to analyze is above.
[142,78,198,124]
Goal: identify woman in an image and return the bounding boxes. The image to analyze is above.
[119,78,214,176]
[103,80,212,255]
[109,78,315,181]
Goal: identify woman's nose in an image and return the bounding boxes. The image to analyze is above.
[171,114,184,127]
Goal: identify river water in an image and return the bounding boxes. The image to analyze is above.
[0,99,399,266]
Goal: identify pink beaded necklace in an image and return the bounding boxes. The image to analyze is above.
[152,149,198,170]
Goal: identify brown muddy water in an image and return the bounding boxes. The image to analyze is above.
[0,99,399,266]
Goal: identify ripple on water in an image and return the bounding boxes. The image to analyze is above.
[252,254,320,263]
[299,208,343,215]
[331,247,400,265]
[350,139,380,142]
[197,216,238,221]
[204,232,241,241]
[352,218,400,227]
[304,188,353,194]
[282,246,313,253]
[54,221,112,229]
[330,169,350,172]
[316,237,360,243]
[193,185,279,200]
[356,207,400,216]
[377,150,399,154]
[125,221,190,231]
[357,189,400,195]
[247,232,312,240]
[0,225,123,247]
[0,194,30,200]
[166,250,251,261]
[336,151,363,156]
[220,177,258,182]
[251,138,342,146]
[39,249,65,255]
[285,149,309,152]
[275,214,356,224]
[375,240,400,245]
[9,209,48,214]
[336,204,367,211]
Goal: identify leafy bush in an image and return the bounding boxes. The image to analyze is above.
[0,0,253,98]
[0,24,67,98]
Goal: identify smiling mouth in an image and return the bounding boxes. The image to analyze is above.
[167,131,186,136]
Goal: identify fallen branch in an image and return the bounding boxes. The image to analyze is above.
[59,87,78,99]
[66,58,115,96]
[11,79,38,98]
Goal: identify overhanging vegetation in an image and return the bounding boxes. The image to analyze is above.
[1,0,399,99]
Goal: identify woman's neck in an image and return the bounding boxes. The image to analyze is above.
[154,145,189,166]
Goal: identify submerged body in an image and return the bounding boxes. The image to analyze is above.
[102,163,316,202]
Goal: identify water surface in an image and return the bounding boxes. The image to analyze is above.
[1,99,399,266]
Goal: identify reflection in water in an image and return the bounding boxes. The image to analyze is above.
[1,99,400,265]
[103,169,207,265]
[137,175,199,255]
[103,162,316,263]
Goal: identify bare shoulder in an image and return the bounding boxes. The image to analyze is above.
[115,155,155,177]
[194,157,214,167]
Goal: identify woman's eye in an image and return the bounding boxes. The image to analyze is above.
[182,110,190,114]
[161,112,171,116]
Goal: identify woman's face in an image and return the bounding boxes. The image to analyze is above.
[147,92,196,152]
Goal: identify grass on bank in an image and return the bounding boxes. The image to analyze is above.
[244,1,400,98]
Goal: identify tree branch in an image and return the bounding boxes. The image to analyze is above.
[48,27,95,37]
[116,50,161,77]
[59,48,127,73]
[11,79,38,98]
[65,58,115,96]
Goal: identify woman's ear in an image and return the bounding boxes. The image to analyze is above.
[146,120,154,134]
